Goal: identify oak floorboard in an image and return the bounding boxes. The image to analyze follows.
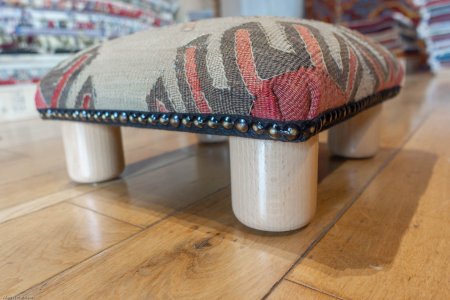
[0,181,95,224]
[0,168,93,211]
[17,74,443,299]
[70,143,231,228]
[380,73,438,149]
[0,145,202,224]
[1,72,432,214]
[0,126,199,224]
[51,74,436,230]
[0,123,197,185]
[0,118,60,150]
[17,146,408,299]
[0,203,140,297]
[286,91,450,299]
[0,149,24,164]
[0,73,443,299]
[0,144,63,185]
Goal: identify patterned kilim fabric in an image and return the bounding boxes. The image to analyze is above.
[36,16,404,142]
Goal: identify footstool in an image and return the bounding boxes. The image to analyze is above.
[35,16,404,232]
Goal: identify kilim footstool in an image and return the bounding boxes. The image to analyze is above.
[35,17,404,232]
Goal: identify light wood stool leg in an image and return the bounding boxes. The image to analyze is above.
[62,122,125,183]
[229,136,319,232]
[328,105,382,158]
[197,134,228,144]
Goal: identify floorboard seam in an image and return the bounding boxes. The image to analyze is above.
[0,188,97,226]
[0,149,198,226]
[68,202,145,229]
[0,165,65,188]
[14,226,145,297]
[284,278,345,299]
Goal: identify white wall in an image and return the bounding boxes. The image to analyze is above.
[221,0,304,18]
[176,0,215,21]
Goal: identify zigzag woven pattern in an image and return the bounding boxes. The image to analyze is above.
[36,16,403,126]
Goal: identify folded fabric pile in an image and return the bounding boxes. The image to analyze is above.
[306,0,426,72]
[345,13,421,56]
[0,0,175,54]
[415,0,450,72]
[0,54,69,85]
[0,0,177,85]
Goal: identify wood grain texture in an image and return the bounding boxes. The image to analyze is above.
[0,203,139,297]
[287,85,450,300]
[18,145,407,299]
[0,122,194,185]
[1,73,447,298]
[380,73,438,149]
[70,143,231,228]
[0,167,84,211]
[328,105,381,158]
[0,180,95,224]
[268,280,337,300]
[0,149,23,164]
[0,125,199,224]
[230,136,318,231]
[0,118,61,150]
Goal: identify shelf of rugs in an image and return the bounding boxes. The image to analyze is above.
[0,54,69,85]
[0,0,177,53]
[0,5,162,43]
[415,0,450,72]
[0,1,177,121]
[0,0,176,20]
[0,1,176,85]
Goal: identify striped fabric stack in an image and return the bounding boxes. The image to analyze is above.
[306,0,426,72]
[0,0,164,55]
[0,0,177,85]
[415,0,450,72]
[345,13,420,57]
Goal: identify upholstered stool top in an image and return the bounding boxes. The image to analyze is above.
[36,16,403,142]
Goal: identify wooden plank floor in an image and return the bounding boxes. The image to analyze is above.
[0,73,448,299]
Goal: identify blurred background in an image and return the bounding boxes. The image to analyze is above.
[1,0,448,122]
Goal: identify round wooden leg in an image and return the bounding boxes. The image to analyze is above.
[229,136,319,232]
[197,134,228,144]
[328,105,382,158]
[62,122,125,183]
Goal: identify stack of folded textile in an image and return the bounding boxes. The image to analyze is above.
[345,13,420,56]
[306,0,426,72]
[0,0,166,55]
[415,0,450,72]
[0,0,177,85]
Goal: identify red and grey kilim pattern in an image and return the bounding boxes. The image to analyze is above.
[36,17,403,141]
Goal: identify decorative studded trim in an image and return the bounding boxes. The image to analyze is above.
[37,86,400,143]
